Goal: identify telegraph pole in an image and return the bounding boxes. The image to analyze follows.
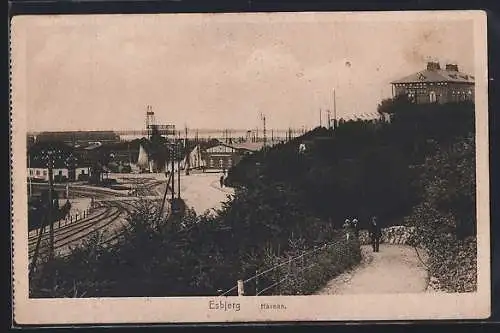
[319,108,322,127]
[333,88,337,130]
[260,113,267,148]
[177,144,181,200]
[185,126,190,176]
[171,145,175,204]
[327,109,331,129]
[28,153,32,197]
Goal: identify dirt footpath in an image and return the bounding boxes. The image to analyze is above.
[318,244,429,295]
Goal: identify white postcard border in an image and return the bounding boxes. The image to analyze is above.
[11,10,490,325]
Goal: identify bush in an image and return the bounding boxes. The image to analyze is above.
[29,189,361,297]
[30,101,476,296]
[404,133,477,292]
[255,231,361,295]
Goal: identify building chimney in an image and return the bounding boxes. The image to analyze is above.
[426,61,441,71]
[445,64,459,72]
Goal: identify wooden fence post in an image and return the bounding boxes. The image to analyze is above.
[255,270,259,296]
[237,280,245,296]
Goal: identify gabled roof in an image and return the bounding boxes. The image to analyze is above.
[230,142,265,152]
[28,141,90,168]
[205,144,238,153]
[391,69,475,84]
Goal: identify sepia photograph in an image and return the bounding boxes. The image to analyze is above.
[11,10,490,324]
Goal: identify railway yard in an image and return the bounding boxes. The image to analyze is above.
[28,172,233,260]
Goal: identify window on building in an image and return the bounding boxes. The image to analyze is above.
[209,158,214,167]
[429,91,437,103]
[219,159,224,168]
[58,170,63,176]
[228,157,232,166]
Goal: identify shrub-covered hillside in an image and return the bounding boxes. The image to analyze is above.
[30,97,477,297]
[227,98,475,230]
[226,98,476,292]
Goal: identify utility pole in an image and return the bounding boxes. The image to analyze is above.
[47,153,55,262]
[28,153,32,197]
[319,108,322,127]
[171,145,175,204]
[260,113,267,148]
[177,143,181,200]
[185,126,190,176]
[160,171,173,219]
[333,88,337,130]
[128,143,132,165]
[327,109,331,129]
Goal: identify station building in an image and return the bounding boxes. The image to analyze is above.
[28,141,91,182]
[203,144,242,171]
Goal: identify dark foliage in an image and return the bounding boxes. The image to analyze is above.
[405,133,477,292]
[30,98,476,296]
[30,185,361,297]
[227,99,474,228]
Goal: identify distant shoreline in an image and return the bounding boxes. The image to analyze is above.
[27,128,310,135]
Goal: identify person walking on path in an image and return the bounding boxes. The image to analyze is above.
[352,218,359,237]
[343,218,352,241]
[369,216,381,252]
[219,175,224,188]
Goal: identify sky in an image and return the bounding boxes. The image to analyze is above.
[15,12,475,132]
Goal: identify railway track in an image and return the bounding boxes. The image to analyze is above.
[29,181,168,260]
[29,200,138,258]
[29,206,123,258]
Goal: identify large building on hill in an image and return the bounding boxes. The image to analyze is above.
[391,62,475,104]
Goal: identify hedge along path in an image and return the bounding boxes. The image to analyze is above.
[317,226,431,295]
